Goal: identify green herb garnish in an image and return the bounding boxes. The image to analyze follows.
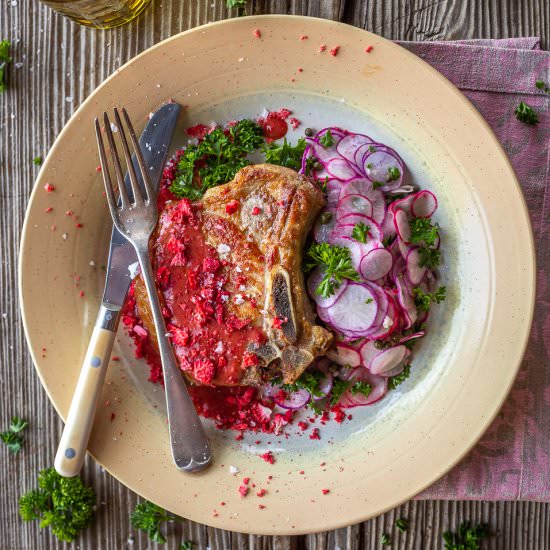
[350,381,372,398]
[262,137,306,171]
[368,145,376,153]
[330,378,351,406]
[443,522,489,550]
[413,286,446,312]
[33,156,42,166]
[280,370,325,398]
[396,518,409,532]
[1,415,28,453]
[409,217,439,246]
[170,119,264,199]
[319,129,335,148]
[365,298,374,305]
[19,467,95,542]
[226,0,246,10]
[305,242,360,298]
[0,39,11,93]
[387,166,401,181]
[351,222,370,243]
[389,365,411,389]
[381,533,392,545]
[131,500,181,544]
[304,155,317,176]
[535,79,550,94]
[515,101,539,125]
[180,541,195,550]
[418,246,441,268]
[372,181,384,189]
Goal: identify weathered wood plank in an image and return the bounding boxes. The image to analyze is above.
[0,0,549,549]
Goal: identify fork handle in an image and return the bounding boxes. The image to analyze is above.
[54,306,118,477]
[136,248,212,473]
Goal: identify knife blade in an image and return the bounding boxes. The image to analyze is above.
[102,102,181,311]
[54,102,181,477]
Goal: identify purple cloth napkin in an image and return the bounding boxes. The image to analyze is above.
[397,38,550,501]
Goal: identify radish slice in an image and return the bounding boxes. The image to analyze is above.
[327,342,362,367]
[336,193,373,219]
[411,190,438,218]
[397,237,410,259]
[316,305,331,323]
[359,340,379,367]
[395,274,417,329]
[336,133,374,164]
[359,247,393,281]
[340,182,386,224]
[405,247,427,285]
[325,283,378,333]
[367,294,399,340]
[326,158,359,180]
[313,373,334,400]
[399,331,425,344]
[274,388,311,409]
[389,194,415,215]
[307,267,348,308]
[362,146,404,192]
[379,364,405,378]
[337,368,388,408]
[369,345,409,375]
[394,209,411,244]
[313,210,336,243]
[330,219,383,246]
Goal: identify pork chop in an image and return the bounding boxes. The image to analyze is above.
[133,163,333,386]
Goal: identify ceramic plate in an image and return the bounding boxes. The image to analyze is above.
[19,16,535,534]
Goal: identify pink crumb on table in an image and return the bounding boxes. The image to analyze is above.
[318,44,327,53]
[253,29,261,38]
[299,34,308,40]
[238,484,249,497]
[44,207,53,213]
[44,183,55,192]
[329,46,340,56]
[365,45,374,53]
[258,504,266,509]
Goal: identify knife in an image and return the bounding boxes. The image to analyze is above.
[54,103,181,477]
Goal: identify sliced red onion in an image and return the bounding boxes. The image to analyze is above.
[337,368,388,408]
[327,342,362,367]
[359,247,393,281]
[411,190,438,218]
[369,345,409,375]
[405,247,427,285]
[326,157,359,180]
[274,388,311,410]
[379,364,405,378]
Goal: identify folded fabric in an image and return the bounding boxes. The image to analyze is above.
[396,38,549,501]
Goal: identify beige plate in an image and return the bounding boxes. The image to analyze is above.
[19,16,535,535]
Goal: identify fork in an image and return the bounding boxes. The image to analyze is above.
[95,108,211,473]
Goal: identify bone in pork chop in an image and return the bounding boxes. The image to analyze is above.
[133,163,333,386]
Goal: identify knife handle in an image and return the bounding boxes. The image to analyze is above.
[54,305,119,477]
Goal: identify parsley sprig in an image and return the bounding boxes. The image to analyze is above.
[19,467,95,542]
[0,39,11,93]
[131,500,182,544]
[1,415,28,453]
[170,119,264,199]
[262,137,306,171]
[515,101,539,125]
[413,286,446,312]
[443,522,489,550]
[351,222,370,243]
[319,129,335,148]
[388,365,411,389]
[305,242,359,298]
[409,217,441,268]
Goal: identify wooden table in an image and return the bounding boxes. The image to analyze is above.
[0,1,548,548]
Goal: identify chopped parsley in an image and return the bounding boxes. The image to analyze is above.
[396,518,409,532]
[388,365,411,389]
[418,246,441,268]
[170,119,264,199]
[381,533,392,545]
[365,298,374,305]
[180,541,195,550]
[33,156,42,166]
[515,101,539,125]
[372,181,385,189]
[305,242,359,298]
[368,145,376,152]
[226,0,246,9]
[304,155,317,176]
[1,415,28,453]
[0,39,11,93]
[413,286,446,312]
[319,129,335,148]
[19,467,95,542]
[387,166,401,182]
[351,222,370,243]
[409,217,439,247]
[262,137,306,171]
[443,522,489,550]
[280,370,325,398]
[330,378,351,406]
[535,79,550,94]
[131,500,182,544]
[350,381,372,398]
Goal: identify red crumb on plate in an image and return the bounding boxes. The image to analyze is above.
[96,165,102,172]
[289,117,301,129]
[329,46,340,56]
[186,123,211,139]
[322,489,330,495]
[44,183,55,192]
[365,45,374,53]
[309,428,320,440]
[253,29,261,39]
[299,34,308,40]
[318,44,327,53]
[238,484,249,497]
[297,421,308,431]
[260,451,275,464]
[75,223,83,228]
[251,206,261,215]
[256,488,267,497]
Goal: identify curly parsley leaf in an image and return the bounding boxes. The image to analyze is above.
[443,522,489,550]
[410,217,439,247]
[388,365,411,389]
[351,222,370,243]
[413,286,446,312]
[262,137,306,171]
[329,378,352,406]
[515,101,539,125]
[418,246,441,268]
[180,541,195,550]
[319,129,335,148]
[387,166,401,182]
[131,500,181,544]
[33,156,43,166]
[226,0,246,9]
[305,243,360,298]
[0,39,11,93]
[350,381,372,398]
[19,467,95,542]
[381,533,392,546]
[535,79,550,94]
[1,416,28,453]
[170,119,264,199]
[280,370,326,399]
[396,518,409,532]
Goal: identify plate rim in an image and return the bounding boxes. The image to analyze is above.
[18,14,536,535]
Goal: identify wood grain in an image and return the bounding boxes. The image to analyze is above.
[0,0,548,548]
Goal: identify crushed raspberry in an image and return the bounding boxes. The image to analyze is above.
[260,451,275,464]
[79,291,85,297]
[251,206,261,215]
[253,29,261,38]
[110,413,116,422]
[322,489,330,495]
[168,324,190,347]
[44,183,55,192]
[202,256,221,273]
[258,504,266,509]
[186,124,211,139]
[299,470,305,475]
[44,207,53,213]
[242,351,259,368]
[272,317,287,329]
[75,223,83,228]
[365,45,373,53]
[309,428,320,440]
[299,35,308,40]
[289,117,300,129]
[156,266,171,289]
[225,199,240,214]
[238,484,249,497]
[193,357,216,385]
[170,198,194,224]
[96,165,102,172]
[243,477,250,485]
[332,407,346,423]
[329,46,340,56]
[225,315,251,332]
[297,421,309,431]
[318,44,326,53]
